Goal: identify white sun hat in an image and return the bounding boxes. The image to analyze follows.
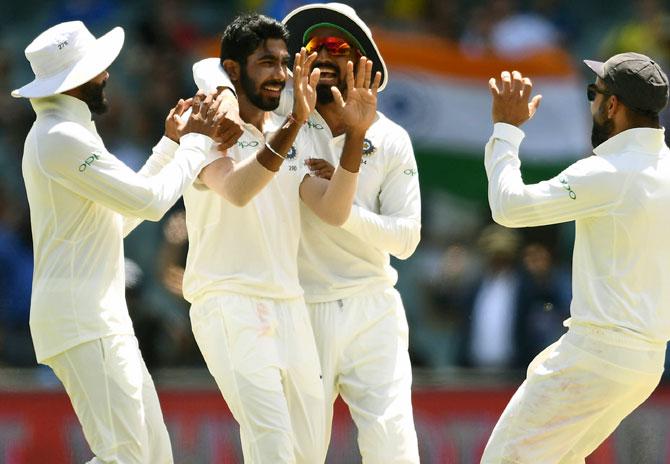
[282,3,388,91]
[11,21,124,99]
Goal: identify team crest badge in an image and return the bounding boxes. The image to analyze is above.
[362,138,377,157]
[286,145,297,160]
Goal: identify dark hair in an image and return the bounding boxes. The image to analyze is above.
[220,14,289,67]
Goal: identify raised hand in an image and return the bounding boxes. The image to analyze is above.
[489,70,542,127]
[332,56,381,135]
[292,47,320,123]
[164,98,193,143]
[182,90,222,139]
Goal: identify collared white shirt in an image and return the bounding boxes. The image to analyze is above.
[486,122,670,345]
[298,110,422,303]
[192,58,422,303]
[23,94,217,362]
[182,113,311,302]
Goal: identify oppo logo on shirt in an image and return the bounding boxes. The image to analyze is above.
[237,140,260,149]
[79,153,100,172]
[306,120,324,130]
[559,175,577,200]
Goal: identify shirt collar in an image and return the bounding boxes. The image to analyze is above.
[593,127,667,157]
[30,94,93,123]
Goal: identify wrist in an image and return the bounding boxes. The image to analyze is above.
[282,113,306,129]
[344,126,367,139]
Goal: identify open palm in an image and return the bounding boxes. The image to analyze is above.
[332,57,382,131]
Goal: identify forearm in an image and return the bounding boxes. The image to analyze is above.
[485,123,615,227]
[257,115,303,171]
[342,205,421,259]
[303,131,366,225]
[124,137,179,236]
[306,168,358,226]
[136,134,217,220]
[210,115,302,206]
[213,156,276,207]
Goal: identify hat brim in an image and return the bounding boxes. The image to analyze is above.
[283,4,387,91]
[584,59,605,79]
[12,27,124,99]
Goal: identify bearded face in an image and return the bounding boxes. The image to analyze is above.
[79,79,108,114]
[240,65,285,111]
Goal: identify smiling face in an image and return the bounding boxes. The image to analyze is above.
[239,38,289,111]
[305,26,360,104]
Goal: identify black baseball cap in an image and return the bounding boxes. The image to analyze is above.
[584,52,669,114]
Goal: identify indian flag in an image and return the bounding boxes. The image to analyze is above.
[373,30,592,196]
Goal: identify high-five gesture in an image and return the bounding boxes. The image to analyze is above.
[292,47,320,123]
[332,56,382,134]
[489,70,542,127]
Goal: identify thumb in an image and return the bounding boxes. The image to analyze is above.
[529,94,542,117]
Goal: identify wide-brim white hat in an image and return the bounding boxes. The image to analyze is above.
[283,3,388,91]
[12,21,124,99]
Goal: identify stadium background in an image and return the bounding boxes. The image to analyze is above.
[2,0,670,462]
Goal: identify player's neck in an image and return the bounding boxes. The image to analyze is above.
[239,99,266,132]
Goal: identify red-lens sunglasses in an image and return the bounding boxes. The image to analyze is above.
[304,36,357,57]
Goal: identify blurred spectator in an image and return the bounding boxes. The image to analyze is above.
[516,242,571,366]
[459,224,522,369]
[125,258,163,369]
[460,0,561,58]
[0,187,34,366]
[154,209,204,367]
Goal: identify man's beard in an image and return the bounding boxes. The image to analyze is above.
[316,83,335,104]
[591,105,615,148]
[240,68,283,111]
[80,80,108,114]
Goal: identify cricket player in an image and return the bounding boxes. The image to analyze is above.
[284,5,422,462]
[183,14,381,463]
[15,21,230,463]
[192,4,421,462]
[482,53,670,463]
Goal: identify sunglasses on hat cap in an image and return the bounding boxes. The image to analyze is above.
[304,36,358,57]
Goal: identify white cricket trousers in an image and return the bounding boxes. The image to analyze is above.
[44,334,173,464]
[190,294,326,464]
[307,288,420,464]
[481,324,665,464]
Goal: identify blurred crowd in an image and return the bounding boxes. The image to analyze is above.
[2,0,670,376]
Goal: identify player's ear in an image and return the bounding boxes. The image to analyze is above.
[223,60,241,83]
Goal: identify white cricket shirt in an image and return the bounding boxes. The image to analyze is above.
[182,114,311,302]
[486,122,670,345]
[298,110,422,303]
[23,94,218,362]
[191,59,421,303]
